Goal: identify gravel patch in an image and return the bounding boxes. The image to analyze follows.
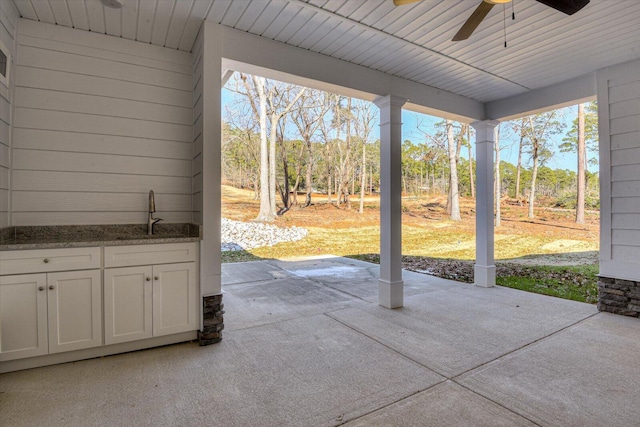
[221,218,308,251]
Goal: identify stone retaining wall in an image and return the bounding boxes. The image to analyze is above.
[598,277,640,317]
[199,294,224,345]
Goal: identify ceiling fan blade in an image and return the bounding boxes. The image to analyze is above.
[452,1,495,42]
[393,0,421,5]
[535,0,589,15]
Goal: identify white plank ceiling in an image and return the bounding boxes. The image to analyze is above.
[10,0,640,102]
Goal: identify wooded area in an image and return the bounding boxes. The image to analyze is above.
[223,74,599,224]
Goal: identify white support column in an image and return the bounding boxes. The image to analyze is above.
[200,22,223,297]
[471,120,499,287]
[374,95,406,308]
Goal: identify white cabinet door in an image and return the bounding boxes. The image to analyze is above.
[0,274,48,362]
[152,262,197,337]
[47,270,102,354]
[104,266,153,345]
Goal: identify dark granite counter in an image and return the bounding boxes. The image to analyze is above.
[0,223,201,251]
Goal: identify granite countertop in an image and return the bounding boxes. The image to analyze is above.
[0,223,201,251]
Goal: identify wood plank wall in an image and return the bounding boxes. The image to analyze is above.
[192,27,204,225]
[598,58,640,280]
[12,20,193,225]
[0,2,18,227]
[608,72,640,262]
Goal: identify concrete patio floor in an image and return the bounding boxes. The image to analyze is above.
[1,256,639,426]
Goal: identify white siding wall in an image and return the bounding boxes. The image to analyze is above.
[192,27,203,225]
[12,20,193,226]
[598,58,640,280]
[0,1,18,227]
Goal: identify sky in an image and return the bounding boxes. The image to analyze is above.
[222,84,585,173]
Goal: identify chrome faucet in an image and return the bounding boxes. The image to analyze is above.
[148,190,163,235]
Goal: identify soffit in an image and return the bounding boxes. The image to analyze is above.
[10,0,640,103]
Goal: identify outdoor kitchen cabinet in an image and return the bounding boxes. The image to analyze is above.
[103,243,197,345]
[0,247,103,362]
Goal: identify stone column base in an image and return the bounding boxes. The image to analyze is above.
[598,277,640,317]
[198,294,224,345]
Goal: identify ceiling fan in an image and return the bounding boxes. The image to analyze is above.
[393,0,590,41]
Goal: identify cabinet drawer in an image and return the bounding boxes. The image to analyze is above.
[104,243,197,268]
[0,247,101,276]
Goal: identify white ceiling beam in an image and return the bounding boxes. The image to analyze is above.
[221,69,234,86]
[485,73,597,121]
[216,23,484,122]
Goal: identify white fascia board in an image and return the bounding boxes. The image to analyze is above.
[215,23,483,123]
[485,72,596,121]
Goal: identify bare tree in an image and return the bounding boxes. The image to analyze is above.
[266,84,306,216]
[576,103,586,223]
[524,111,565,219]
[514,118,526,200]
[238,75,305,220]
[467,126,474,198]
[291,90,330,207]
[495,125,501,227]
[360,142,366,213]
[276,120,305,214]
[222,97,261,198]
[561,102,598,224]
[527,116,541,219]
[445,120,461,220]
[353,100,376,214]
[250,76,272,221]
[444,120,468,220]
[336,97,355,208]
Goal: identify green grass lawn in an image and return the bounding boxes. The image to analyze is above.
[496,264,599,304]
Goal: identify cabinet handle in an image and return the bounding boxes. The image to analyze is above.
[154,276,159,281]
[49,285,55,290]
[38,286,44,291]
[43,258,50,263]
[146,277,151,281]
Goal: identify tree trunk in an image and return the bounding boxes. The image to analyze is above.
[528,153,538,219]
[269,115,278,217]
[278,156,290,211]
[340,97,352,209]
[446,120,461,220]
[468,126,475,198]
[292,174,300,206]
[431,166,435,194]
[495,126,501,227]
[352,169,356,199]
[515,119,525,199]
[402,167,407,195]
[305,142,313,207]
[576,103,586,224]
[359,142,366,213]
[326,140,333,203]
[253,76,274,221]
